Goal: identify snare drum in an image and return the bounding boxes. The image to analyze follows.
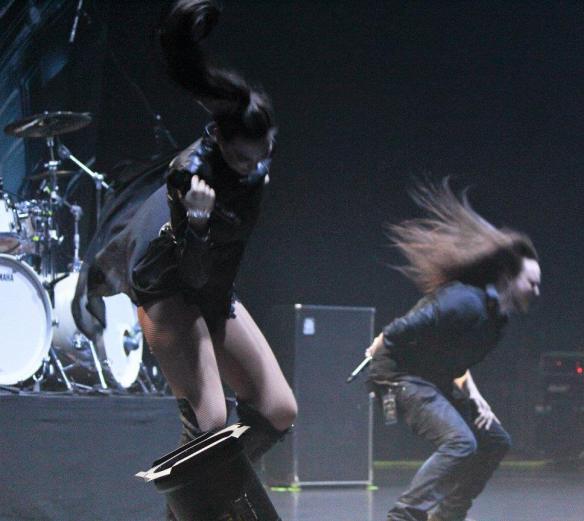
[52,272,143,388]
[0,195,21,253]
[0,254,53,384]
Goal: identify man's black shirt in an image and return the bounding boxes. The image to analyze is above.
[369,282,508,393]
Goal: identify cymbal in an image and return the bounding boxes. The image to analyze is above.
[4,111,92,138]
[28,169,77,181]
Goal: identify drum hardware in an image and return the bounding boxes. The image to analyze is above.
[52,272,143,390]
[0,384,22,394]
[0,177,24,254]
[136,362,160,394]
[3,111,92,139]
[43,188,83,273]
[58,332,109,391]
[30,136,63,282]
[32,347,74,392]
[3,111,93,284]
[69,203,83,273]
[0,194,21,253]
[29,168,77,181]
[123,324,143,356]
[1,111,151,393]
[47,271,109,391]
[57,143,110,222]
[72,332,89,350]
[71,333,108,389]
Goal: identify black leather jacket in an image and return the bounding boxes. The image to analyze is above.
[72,128,268,337]
[130,132,266,317]
[369,282,508,392]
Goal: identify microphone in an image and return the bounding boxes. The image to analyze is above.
[346,356,372,384]
[69,0,84,43]
[240,158,271,186]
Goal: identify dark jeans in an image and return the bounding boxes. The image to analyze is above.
[377,380,511,521]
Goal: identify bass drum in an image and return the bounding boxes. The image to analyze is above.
[53,272,143,388]
[0,254,52,384]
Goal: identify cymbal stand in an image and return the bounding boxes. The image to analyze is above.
[38,139,109,392]
[58,144,109,222]
[41,136,64,283]
[61,196,108,389]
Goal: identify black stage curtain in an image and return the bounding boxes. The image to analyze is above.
[0,393,181,521]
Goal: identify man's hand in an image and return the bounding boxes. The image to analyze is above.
[455,370,500,430]
[470,393,500,430]
[365,333,385,358]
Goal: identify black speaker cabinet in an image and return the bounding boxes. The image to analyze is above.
[263,304,375,487]
[535,351,584,461]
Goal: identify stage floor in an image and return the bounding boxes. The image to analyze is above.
[2,393,582,520]
[269,470,584,521]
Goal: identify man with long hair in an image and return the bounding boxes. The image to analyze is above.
[366,180,541,521]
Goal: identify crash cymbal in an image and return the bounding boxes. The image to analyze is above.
[28,169,77,181]
[4,111,92,138]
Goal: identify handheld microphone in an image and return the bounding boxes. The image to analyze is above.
[346,356,372,384]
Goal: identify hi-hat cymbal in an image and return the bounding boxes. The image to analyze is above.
[4,111,92,138]
[28,169,77,181]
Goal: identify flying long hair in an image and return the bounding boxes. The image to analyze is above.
[159,0,275,140]
[387,179,538,294]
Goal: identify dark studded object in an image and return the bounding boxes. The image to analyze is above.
[137,424,281,521]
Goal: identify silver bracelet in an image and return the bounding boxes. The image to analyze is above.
[186,208,211,221]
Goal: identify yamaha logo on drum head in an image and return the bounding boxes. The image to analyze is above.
[0,270,14,282]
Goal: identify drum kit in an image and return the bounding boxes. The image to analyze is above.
[0,111,157,393]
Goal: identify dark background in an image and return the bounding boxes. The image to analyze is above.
[1,0,583,457]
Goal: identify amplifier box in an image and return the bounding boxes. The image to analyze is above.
[262,304,375,487]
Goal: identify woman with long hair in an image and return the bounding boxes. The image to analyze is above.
[85,0,297,474]
[366,179,541,521]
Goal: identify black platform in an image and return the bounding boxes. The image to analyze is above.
[0,392,180,521]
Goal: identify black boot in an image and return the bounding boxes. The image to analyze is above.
[176,397,205,444]
[167,399,206,521]
[139,424,282,521]
[236,401,290,463]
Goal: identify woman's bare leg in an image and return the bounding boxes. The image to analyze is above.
[212,301,297,432]
[138,294,227,432]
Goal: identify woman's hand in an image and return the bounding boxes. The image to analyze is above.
[182,175,215,232]
[365,333,385,358]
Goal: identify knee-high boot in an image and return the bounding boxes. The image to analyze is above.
[176,397,205,444]
[166,398,207,521]
[140,424,282,521]
[236,401,291,463]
